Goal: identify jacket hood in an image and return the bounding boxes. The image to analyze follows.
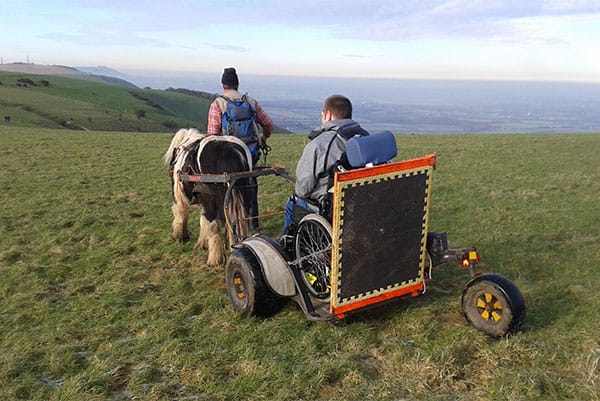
[308,119,369,140]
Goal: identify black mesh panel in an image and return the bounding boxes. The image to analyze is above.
[337,171,428,302]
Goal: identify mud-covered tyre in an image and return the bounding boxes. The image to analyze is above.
[225,248,285,317]
[462,273,526,337]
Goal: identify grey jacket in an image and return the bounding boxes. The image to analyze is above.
[295,119,369,204]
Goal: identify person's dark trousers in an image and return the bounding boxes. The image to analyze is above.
[282,196,314,235]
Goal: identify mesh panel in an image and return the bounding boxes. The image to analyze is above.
[335,170,429,304]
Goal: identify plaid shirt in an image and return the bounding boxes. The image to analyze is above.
[207,90,273,137]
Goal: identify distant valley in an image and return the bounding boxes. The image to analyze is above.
[2,63,600,134]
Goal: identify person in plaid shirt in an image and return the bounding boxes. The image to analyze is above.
[206,67,274,230]
[207,67,273,141]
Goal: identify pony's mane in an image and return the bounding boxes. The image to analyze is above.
[163,128,205,166]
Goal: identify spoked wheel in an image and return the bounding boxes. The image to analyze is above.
[462,273,526,337]
[226,248,284,317]
[295,214,332,299]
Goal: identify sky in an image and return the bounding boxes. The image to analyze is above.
[2,0,600,82]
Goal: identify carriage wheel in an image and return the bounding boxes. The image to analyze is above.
[226,248,284,317]
[295,214,332,299]
[462,273,526,337]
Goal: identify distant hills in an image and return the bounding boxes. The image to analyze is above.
[0,64,211,132]
[0,63,138,89]
[0,63,289,133]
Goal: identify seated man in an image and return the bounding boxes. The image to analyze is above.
[282,95,369,236]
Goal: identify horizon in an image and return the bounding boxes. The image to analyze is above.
[2,61,599,134]
[5,61,600,86]
[2,1,600,83]
[119,66,600,86]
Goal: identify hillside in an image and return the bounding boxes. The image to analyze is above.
[0,70,210,132]
[0,63,138,88]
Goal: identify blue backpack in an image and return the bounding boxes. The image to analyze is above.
[220,95,259,160]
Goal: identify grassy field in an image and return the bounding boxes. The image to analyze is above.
[0,72,210,132]
[1,127,599,400]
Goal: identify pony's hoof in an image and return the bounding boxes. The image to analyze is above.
[193,240,208,250]
[174,233,190,243]
[206,256,224,266]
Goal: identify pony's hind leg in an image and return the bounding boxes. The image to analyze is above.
[205,221,224,266]
[195,212,210,250]
[171,182,190,243]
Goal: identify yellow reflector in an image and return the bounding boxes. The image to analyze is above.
[469,251,478,260]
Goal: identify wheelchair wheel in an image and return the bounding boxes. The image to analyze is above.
[295,214,332,299]
[226,247,284,317]
[462,273,526,337]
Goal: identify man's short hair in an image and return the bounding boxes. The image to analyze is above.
[323,95,352,120]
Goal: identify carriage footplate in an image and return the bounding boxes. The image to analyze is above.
[287,260,335,321]
[307,298,333,320]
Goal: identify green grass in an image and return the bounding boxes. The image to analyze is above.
[0,72,210,132]
[1,127,599,400]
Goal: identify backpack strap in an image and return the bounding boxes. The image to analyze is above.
[317,126,369,179]
[317,128,343,179]
[215,95,230,112]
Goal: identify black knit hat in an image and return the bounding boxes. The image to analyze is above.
[221,67,239,88]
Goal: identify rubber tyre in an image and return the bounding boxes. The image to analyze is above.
[462,273,526,337]
[225,247,284,317]
[295,214,332,299]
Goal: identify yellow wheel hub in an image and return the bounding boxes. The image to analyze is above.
[476,292,503,322]
[233,275,246,299]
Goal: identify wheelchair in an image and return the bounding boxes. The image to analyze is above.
[224,131,526,337]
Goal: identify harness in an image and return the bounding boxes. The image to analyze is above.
[195,135,254,172]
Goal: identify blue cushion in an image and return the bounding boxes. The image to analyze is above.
[345,131,397,168]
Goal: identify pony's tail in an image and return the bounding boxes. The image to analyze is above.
[227,187,249,245]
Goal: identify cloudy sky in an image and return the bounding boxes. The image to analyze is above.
[2,0,600,82]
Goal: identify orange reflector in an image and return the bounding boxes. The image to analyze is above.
[462,258,471,268]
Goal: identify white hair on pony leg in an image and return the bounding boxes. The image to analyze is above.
[171,176,190,243]
[165,128,205,244]
[196,213,211,250]
[205,221,225,266]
